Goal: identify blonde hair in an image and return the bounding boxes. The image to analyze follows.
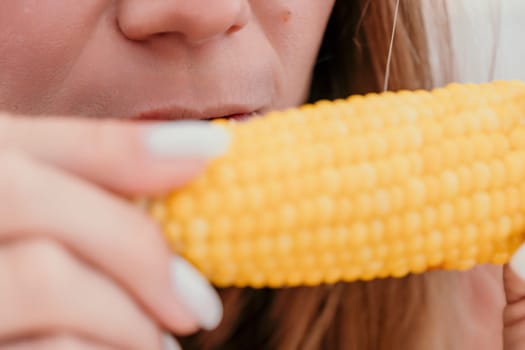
[180,1,459,349]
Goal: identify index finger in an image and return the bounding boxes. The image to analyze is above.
[0,113,230,195]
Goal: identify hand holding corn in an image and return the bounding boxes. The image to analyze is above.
[146,80,525,288]
[0,113,227,347]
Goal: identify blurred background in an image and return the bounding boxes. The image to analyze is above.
[426,0,525,84]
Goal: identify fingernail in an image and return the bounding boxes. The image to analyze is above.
[171,256,223,330]
[144,121,230,158]
[164,333,182,350]
[510,244,525,280]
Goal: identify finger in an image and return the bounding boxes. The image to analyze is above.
[0,335,113,350]
[0,239,164,350]
[503,245,525,349]
[0,334,115,350]
[0,152,223,333]
[1,334,182,350]
[0,113,229,195]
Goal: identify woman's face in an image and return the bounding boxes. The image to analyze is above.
[0,1,335,119]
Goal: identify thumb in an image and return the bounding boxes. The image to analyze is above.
[0,114,230,195]
[503,247,525,349]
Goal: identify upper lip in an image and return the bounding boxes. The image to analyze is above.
[127,103,262,121]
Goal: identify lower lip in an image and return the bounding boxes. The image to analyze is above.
[225,112,258,122]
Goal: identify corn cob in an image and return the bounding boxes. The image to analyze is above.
[147,80,525,288]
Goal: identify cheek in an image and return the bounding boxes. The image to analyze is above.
[0,1,108,112]
[254,0,335,108]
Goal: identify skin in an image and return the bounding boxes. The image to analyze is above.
[0,1,524,350]
[0,1,335,349]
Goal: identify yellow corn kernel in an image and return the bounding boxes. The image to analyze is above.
[146,80,525,288]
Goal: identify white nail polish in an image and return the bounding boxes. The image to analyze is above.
[171,256,223,330]
[164,333,182,350]
[510,244,525,280]
[144,121,230,158]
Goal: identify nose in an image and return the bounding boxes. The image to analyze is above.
[117,0,250,45]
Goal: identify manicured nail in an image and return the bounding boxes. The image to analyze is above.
[144,121,230,158]
[164,333,182,350]
[510,244,525,281]
[171,256,223,330]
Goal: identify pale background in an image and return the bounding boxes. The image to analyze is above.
[444,0,525,82]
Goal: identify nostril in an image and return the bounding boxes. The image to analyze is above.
[226,24,243,35]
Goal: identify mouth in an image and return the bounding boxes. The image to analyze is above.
[129,106,261,123]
